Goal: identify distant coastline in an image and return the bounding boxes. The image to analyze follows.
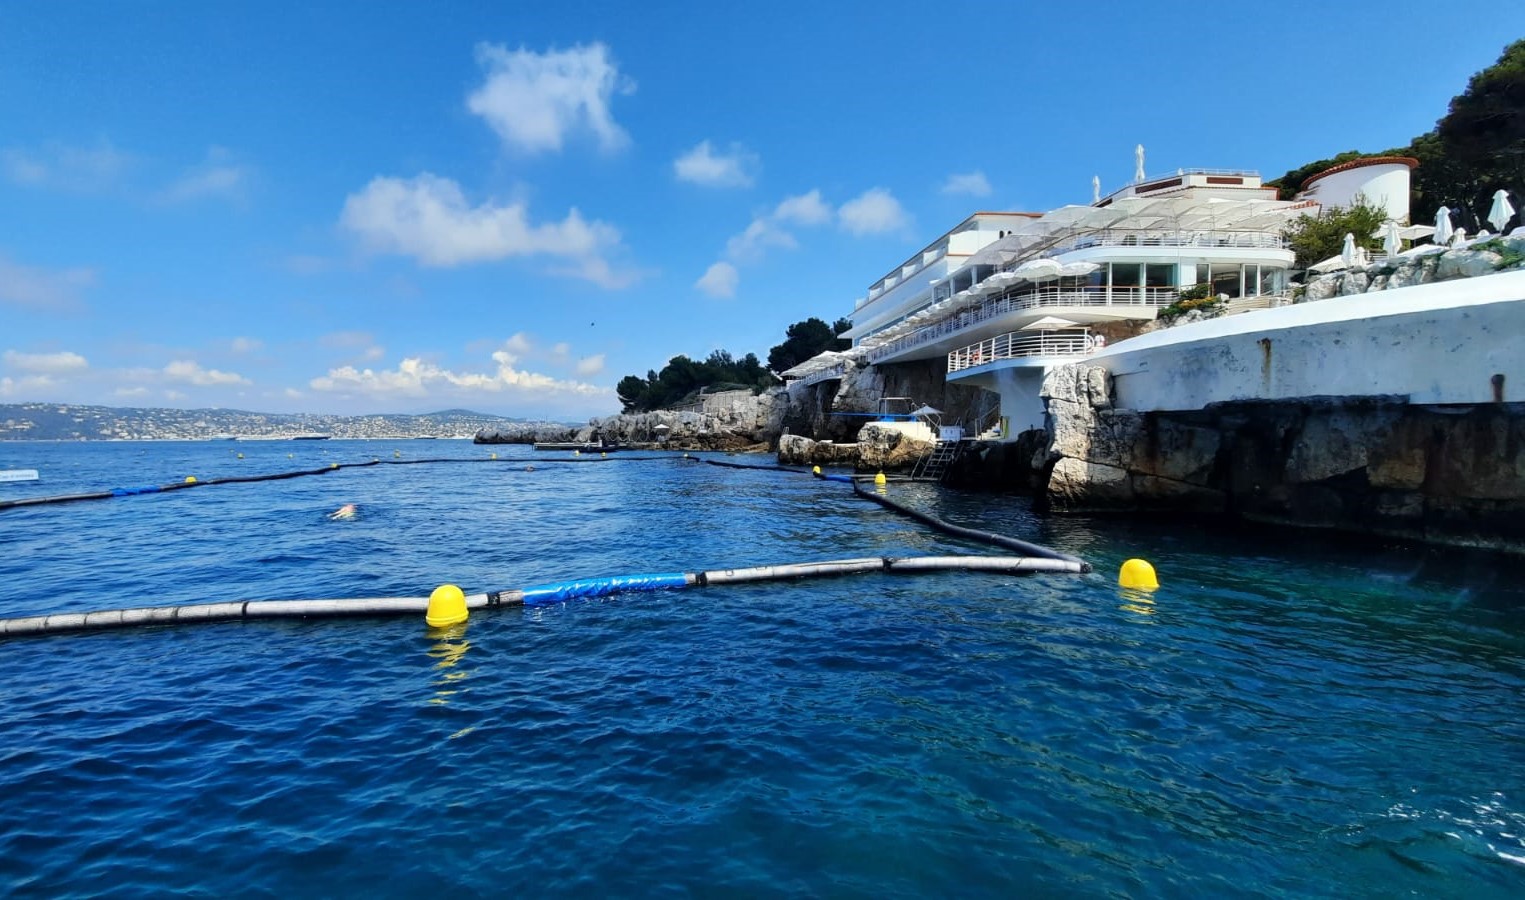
[0,403,575,442]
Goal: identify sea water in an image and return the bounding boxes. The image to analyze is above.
[0,440,1522,897]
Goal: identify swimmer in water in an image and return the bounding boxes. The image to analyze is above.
[329,503,358,520]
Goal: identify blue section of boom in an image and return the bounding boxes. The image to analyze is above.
[519,573,690,606]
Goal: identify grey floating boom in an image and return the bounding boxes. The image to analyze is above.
[0,555,1085,639]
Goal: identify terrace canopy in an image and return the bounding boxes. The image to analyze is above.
[964,196,1308,271]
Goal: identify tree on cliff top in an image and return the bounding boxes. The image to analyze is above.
[1282,196,1387,270]
[1270,41,1525,224]
[1408,38,1525,224]
[767,317,852,372]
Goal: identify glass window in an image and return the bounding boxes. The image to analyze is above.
[1196,263,1210,285]
[1209,264,1241,298]
[1145,264,1176,287]
[1111,263,1142,287]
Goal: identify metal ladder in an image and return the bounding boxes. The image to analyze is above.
[911,440,962,482]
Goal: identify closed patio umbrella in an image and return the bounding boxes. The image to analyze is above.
[1488,189,1516,233]
[1433,206,1454,246]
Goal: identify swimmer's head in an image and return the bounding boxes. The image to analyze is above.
[330,503,358,520]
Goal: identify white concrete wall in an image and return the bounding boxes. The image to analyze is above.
[954,364,1049,435]
[1302,164,1412,222]
[1089,270,1525,411]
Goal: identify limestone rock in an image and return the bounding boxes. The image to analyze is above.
[857,423,934,471]
[1387,263,1420,289]
[1302,274,1341,302]
[1338,271,1370,296]
[1436,249,1502,281]
[1047,458,1131,509]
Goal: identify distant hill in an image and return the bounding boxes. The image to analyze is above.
[0,403,555,441]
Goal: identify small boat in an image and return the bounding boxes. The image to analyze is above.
[0,469,40,483]
[290,433,331,440]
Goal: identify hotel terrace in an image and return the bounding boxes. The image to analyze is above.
[833,167,1326,438]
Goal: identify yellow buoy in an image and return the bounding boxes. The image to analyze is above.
[490,452,497,460]
[812,465,822,477]
[601,452,607,458]
[1118,558,1159,590]
[330,463,338,470]
[874,472,887,486]
[394,450,401,458]
[184,476,197,484]
[426,584,468,628]
[236,452,244,459]
[288,453,293,459]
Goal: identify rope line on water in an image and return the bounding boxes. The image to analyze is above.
[0,554,1085,639]
[0,453,683,511]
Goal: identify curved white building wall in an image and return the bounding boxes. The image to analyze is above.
[1301,163,1413,222]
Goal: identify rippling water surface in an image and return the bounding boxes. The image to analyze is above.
[2,440,1523,897]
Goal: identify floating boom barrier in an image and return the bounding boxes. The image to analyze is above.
[0,454,676,511]
[0,554,1086,640]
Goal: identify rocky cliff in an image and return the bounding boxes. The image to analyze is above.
[1036,365,1525,554]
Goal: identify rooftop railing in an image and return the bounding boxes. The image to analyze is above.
[1054,230,1286,254]
[867,285,1176,363]
[947,330,1094,373]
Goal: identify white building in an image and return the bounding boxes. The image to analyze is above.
[844,169,1317,438]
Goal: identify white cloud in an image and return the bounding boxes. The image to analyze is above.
[1,141,131,192]
[773,189,832,226]
[3,350,88,374]
[674,140,757,188]
[839,187,910,236]
[575,354,605,376]
[467,42,634,155]
[157,148,250,205]
[0,375,57,397]
[706,189,836,295]
[163,359,251,386]
[725,218,796,263]
[941,170,992,197]
[309,354,610,401]
[339,173,637,288]
[114,386,149,398]
[229,337,262,354]
[164,389,188,402]
[0,255,95,310]
[696,261,739,298]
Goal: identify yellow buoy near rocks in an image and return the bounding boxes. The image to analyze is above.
[1118,558,1159,590]
[426,584,468,628]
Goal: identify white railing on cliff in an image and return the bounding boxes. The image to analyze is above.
[868,285,1176,363]
[947,330,1094,373]
[790,363,847,389]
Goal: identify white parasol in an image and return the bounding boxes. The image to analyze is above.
[1488,189,1516,233]
[1433,206,1454,246]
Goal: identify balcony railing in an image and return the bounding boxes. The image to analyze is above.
[1054,230,1286,254]
[789,363,847,388]
[948,330,1094,373]
[867,285,1176,363]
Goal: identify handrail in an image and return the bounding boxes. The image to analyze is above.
[947,330,1093,373]
[867,286,1175,363]
[1054,230,1286,254]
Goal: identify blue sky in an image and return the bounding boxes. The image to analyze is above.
[3,2,1522,420]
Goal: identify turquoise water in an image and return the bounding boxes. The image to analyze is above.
[2,440,1523,897]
